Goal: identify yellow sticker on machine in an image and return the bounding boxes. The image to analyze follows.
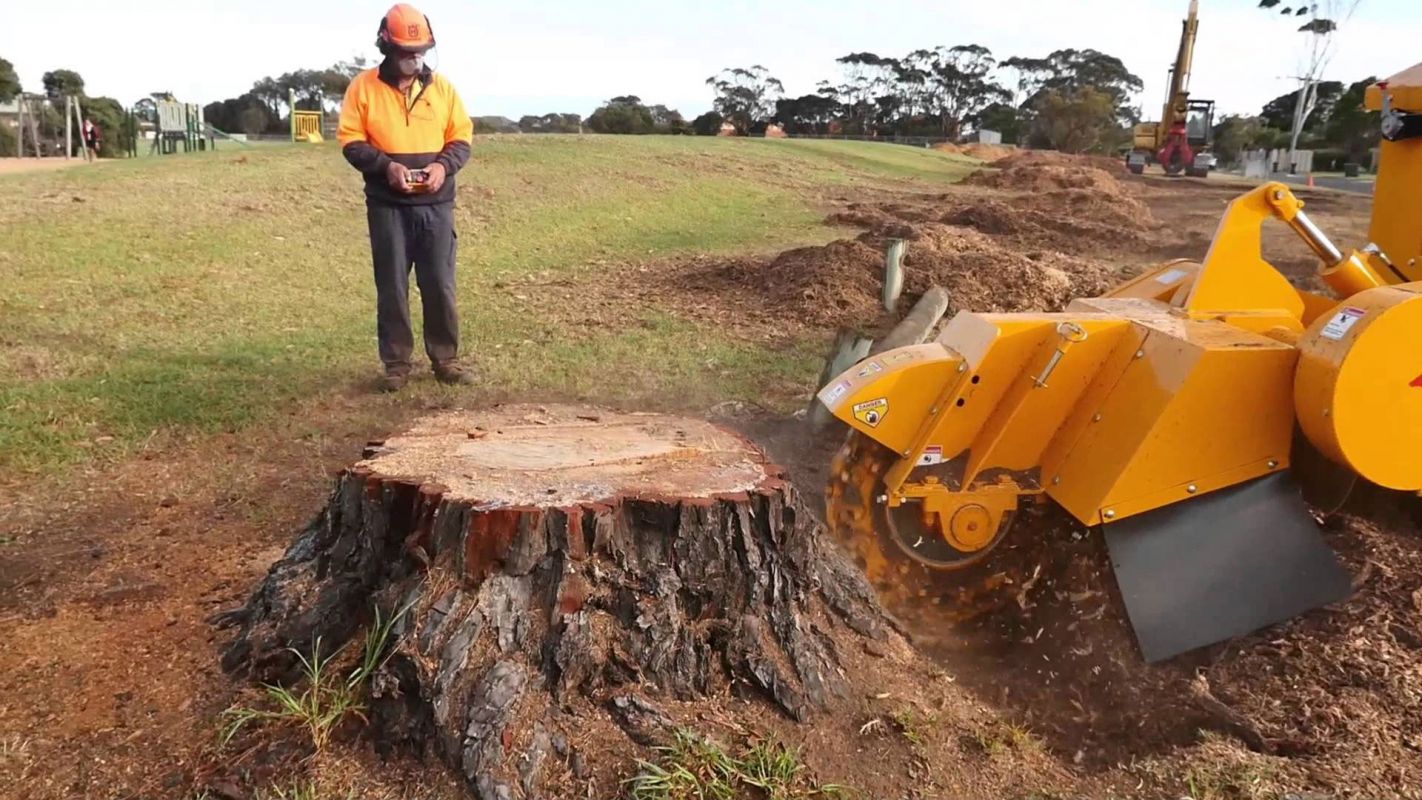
[852,398,888,427]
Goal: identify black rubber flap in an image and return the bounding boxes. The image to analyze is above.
[1104,472,1353,663]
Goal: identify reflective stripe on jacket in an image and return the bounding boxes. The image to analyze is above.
[338,62,473,205]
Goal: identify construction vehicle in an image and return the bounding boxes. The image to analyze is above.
[1128,0,1216,177]
[821,63,1422,663]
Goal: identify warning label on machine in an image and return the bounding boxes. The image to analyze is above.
[1320,307,1366,341]
[852,398,888,427]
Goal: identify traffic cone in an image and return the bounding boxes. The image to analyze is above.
[1307,174,1315,188]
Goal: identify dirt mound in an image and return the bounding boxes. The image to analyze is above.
[933,142,1017,161]
[966,164,1125,194]
[698,220,1112,328]
[942,188,1157,249]
[989,149,1127,174]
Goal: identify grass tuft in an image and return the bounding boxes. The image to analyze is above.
[625,729,854,800]
[221,601,408,751]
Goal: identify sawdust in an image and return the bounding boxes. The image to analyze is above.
[698,222,1111,329]
[933,142,1017,161]
[688,154,1141,330]
[966,163,1125,194]
[988,149,1128,174]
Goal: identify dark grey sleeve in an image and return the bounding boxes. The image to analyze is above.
[435,140,471,176]
[343,141,392,176]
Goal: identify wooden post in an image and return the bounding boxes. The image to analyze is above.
[65,96,72,160]
[16,96,24,158]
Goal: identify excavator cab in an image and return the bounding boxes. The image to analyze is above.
[1184,98,1215,176]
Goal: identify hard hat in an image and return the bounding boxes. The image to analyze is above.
[377,4,436,53]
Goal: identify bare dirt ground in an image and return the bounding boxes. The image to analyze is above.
[0,157,100,176]
[3,154,1415,800]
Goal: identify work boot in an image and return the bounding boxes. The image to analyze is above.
[433,361,475,386]
[379,369,409,393]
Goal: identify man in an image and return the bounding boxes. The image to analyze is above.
[338,3,475,391]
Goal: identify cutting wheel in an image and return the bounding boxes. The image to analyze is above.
[826,432,1022,618]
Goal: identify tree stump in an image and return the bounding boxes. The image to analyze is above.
[218,405,901,798]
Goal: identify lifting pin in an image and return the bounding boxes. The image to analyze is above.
[1103,509,1116,519]
[1187,484,1198,494]
[1032,322,1088,389]
[1268,460,1279,469]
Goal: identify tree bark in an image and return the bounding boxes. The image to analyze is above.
[217,405,900,798]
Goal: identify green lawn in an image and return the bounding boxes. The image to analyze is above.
[0,135,976,474]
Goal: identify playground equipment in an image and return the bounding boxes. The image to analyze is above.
[290,89,325,143]
[151,100,211,155]
[14,95,93,161]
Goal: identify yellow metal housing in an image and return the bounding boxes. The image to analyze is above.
[1295,283,1422,491]
[1365,63,1422,283]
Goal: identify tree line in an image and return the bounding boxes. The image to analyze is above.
[4,43,1381,165]
[521,46,1147,154]
[1213,76,1379,169]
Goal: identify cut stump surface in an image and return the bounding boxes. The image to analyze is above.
[217,404,904,799]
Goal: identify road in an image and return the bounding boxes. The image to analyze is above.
[1277,173,1375,195]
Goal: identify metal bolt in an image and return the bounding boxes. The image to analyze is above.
[1092,413,1102,422]
[1323,409,1331,417]
[875,494,888,504]
[929,407,938,414]
[1053,476,1062,485]
[957,362,968,372]
[1273,190,1285,201]
[1134,349,1145,358]
[1268,460,1279,469]
[1187,484,1198,494]
[1103,509,1116,520]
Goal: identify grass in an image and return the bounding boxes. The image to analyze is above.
[221,601,407,751]
[890,708,933,747]
[625,729,853,800]
[0,135,975,475]
[1182,761,1277,800]
[965,719,1041,758]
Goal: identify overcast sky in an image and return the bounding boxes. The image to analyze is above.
[4,0,1419,121]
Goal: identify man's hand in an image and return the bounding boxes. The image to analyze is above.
[423,162,448,193]
[386,161,412,192]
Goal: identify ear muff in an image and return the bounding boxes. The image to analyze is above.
[375,16,390,54]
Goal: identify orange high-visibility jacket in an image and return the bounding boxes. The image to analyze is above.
[338,63,473,205]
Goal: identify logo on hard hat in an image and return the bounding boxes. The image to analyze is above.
[407,24,421,37]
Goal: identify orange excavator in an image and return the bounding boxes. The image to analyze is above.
[1128,0,1216,177]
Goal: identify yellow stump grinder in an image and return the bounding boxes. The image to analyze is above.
[821,65,1422,662]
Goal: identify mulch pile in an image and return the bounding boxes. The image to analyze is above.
[684,151,1150,329]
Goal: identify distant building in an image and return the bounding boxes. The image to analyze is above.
[718,121,738,137]
[764,124,787,139]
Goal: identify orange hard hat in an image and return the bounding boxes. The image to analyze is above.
[377,4,436,53]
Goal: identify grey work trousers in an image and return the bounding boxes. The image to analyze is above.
[366,200,460,374]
